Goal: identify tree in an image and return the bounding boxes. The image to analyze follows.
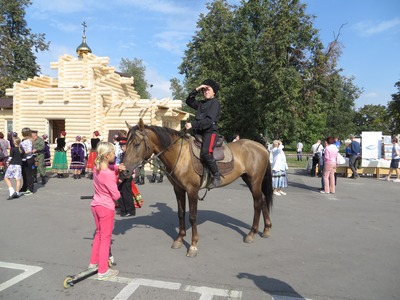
[0,0,49,97]
[179,0,360,145]
[387,79,400,135]
[169,77,186,100]
[119,58,151,99]
[353,104,390,134]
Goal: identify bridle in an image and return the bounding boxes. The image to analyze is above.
[128,127,186,183]
[127,127,210,199]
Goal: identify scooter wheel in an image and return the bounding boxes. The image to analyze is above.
[63,276,74,289]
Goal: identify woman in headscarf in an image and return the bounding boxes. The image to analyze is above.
[70,136,86,179]
[85,131,101,179]
[52,131,68,178]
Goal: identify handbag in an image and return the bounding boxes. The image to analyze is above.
[336,153,346,165]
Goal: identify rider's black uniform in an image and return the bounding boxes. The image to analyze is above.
[186,82,221,187]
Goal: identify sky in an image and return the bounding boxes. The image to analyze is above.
[25,0,400,108]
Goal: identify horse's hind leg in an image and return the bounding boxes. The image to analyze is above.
[171,186,186,250]
[241,175,263,243]
[261,194,272,238]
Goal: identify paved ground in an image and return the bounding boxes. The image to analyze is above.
[0,169,399,300]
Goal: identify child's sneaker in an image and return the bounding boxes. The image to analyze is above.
[24,190,33,196]
[88,264,98,270]
[97,269,119,281]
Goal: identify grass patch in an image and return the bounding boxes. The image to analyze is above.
[285,151,309,169]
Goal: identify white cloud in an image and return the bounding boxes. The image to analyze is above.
[50,21,80,33]
[154,30,189,55]
[114,0,190,15]
[364,92,379,98]
[354,17,400,36]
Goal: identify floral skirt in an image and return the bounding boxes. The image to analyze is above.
[5,164,22,179]
[272,170,287,189]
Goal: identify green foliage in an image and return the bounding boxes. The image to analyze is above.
[387,80,400,135]
[179,0,359,145]
[0,0,49,97]
[353,104,390,135]
[119,58,151,99]
[169,77,187,100]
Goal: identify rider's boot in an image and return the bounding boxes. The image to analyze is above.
[207,158,221,189]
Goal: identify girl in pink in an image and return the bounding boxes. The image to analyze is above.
[321,137,339,194]
[88,142,121,280]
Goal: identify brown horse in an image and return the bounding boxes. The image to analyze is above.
[122,119,273,257]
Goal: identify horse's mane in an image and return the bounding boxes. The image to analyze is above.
[128,124,181,150]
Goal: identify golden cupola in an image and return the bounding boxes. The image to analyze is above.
[76,21,92,58]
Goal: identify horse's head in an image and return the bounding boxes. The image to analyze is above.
[121,119,153,179]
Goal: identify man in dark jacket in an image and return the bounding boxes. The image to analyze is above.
[185,79,221,188]
[349,134,361,179]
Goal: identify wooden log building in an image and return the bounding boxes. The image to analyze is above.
[1,32,190,145]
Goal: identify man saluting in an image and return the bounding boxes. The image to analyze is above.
[185,79,221,188]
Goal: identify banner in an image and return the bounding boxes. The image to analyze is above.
[361,131,382,159]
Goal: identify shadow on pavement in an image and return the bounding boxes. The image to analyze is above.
[113,202,253,242]
[237,272,305,299]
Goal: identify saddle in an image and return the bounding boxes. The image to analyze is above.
[189,135,234,189]
[193,134,225,160]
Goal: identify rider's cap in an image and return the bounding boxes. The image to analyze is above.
[201,79,219,95]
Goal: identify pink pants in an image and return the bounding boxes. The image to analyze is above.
[89,205,115,274]
[323,162,336,194]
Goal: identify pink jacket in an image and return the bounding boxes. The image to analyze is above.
[324,144,339,164]
[91,167,120,211]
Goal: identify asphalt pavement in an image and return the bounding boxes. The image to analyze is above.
[0,169,399,300]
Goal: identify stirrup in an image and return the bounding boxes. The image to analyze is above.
[208,177,221,189]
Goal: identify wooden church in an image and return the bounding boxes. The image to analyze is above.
[2,26,189,144]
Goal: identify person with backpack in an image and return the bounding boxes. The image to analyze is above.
[310,140,323,177]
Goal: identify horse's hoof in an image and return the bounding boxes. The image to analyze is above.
[261,231,271,238]
[171,241,183,249]
[244,235,255,243]
[186,246,198,258]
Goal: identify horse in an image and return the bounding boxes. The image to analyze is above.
[122,119,273,257]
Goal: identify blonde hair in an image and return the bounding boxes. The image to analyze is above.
[272,140,281,148]
[13,138,23,153]
[94,142,115,170]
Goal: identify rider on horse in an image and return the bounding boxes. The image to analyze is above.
[185,79,222,189]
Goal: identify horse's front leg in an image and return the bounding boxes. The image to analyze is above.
[171,186,186,250]
[186,190,199,258]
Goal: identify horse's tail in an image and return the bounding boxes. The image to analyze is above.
[262,158,273,212]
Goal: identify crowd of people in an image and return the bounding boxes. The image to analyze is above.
[1,128,49,199]
[1,128,157,202]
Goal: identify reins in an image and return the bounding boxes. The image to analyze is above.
[131,127,211,199]
[138,128,187,187]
